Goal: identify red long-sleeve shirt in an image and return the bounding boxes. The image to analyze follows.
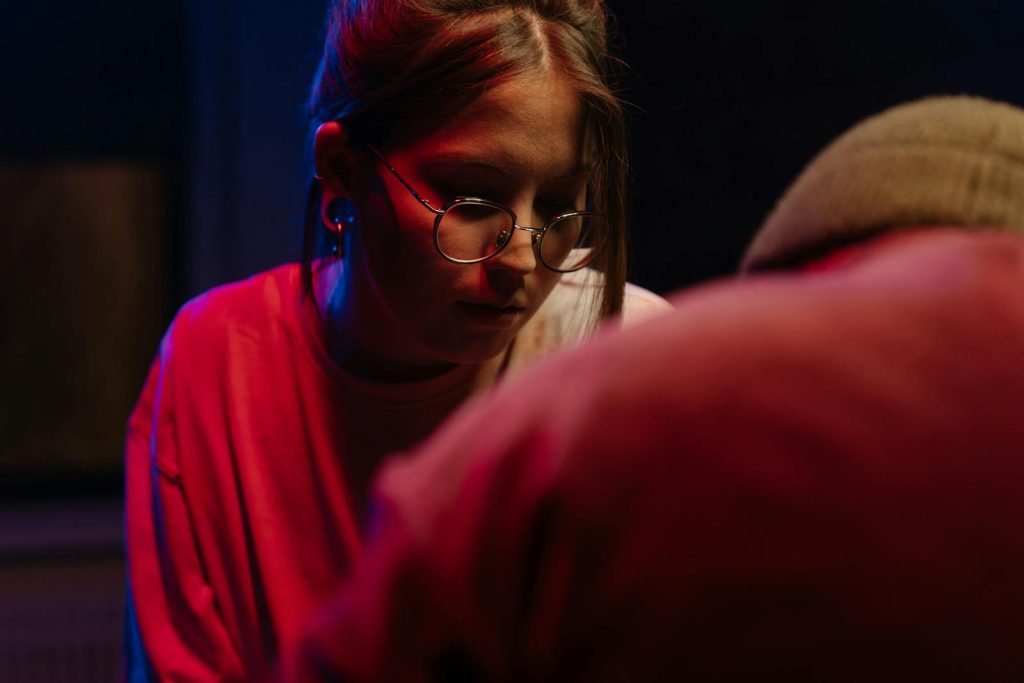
[123,263,668,681]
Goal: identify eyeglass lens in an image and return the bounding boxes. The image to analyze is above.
[436,201,607,271]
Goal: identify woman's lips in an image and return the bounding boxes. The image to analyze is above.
[456,301,527,328]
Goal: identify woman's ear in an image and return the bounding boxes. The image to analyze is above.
[314,121,355,194]
[315,121,361,234]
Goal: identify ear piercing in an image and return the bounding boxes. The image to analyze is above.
[326,198,356,257]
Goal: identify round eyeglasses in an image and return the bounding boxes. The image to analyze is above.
[369,146,607,273]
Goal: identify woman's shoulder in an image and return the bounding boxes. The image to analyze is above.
[621,280,674,324]
[169,263,304,343]
[550,269,672,326]
[509,270,670,370]
[151,264,309,382]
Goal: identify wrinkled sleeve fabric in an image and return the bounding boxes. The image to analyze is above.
[123,319,246,682]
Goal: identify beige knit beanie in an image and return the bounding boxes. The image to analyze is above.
[741,95,1024,271]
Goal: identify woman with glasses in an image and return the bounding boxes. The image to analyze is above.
[123,0,668,679]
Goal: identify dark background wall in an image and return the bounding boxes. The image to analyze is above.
[2,0,1023,496]
[616,0,1024,293]
[173,0,1024,300]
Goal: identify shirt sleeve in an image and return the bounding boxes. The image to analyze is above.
[123,333,246,681]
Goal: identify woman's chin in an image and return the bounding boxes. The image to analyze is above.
[428,329,518,367]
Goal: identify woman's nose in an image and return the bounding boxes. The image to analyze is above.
[486,224,539,275]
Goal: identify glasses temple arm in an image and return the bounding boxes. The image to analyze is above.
[366,144,442,215]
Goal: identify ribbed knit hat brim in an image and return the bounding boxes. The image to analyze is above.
[742,96,1024,271]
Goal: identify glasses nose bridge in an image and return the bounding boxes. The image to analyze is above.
[513,223,545,241]
[498,222,544,252]
[494,221,538,254]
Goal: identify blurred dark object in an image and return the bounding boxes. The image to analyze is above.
[0,2,182,499]
[0,164,166,498]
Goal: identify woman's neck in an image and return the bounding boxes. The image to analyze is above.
[314,257,467,383]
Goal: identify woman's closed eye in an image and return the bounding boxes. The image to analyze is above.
[426,170,585,219]
[429,180,495,204]
[537,197,582,218]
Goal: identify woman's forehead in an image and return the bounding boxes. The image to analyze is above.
[394,68,589,179]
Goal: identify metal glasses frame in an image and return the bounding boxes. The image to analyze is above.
[367,145,604,273]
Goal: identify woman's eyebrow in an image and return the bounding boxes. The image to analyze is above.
[422,155,593,180]
[423,158,515,177]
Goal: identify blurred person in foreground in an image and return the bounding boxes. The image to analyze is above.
[284,96,1024,681]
